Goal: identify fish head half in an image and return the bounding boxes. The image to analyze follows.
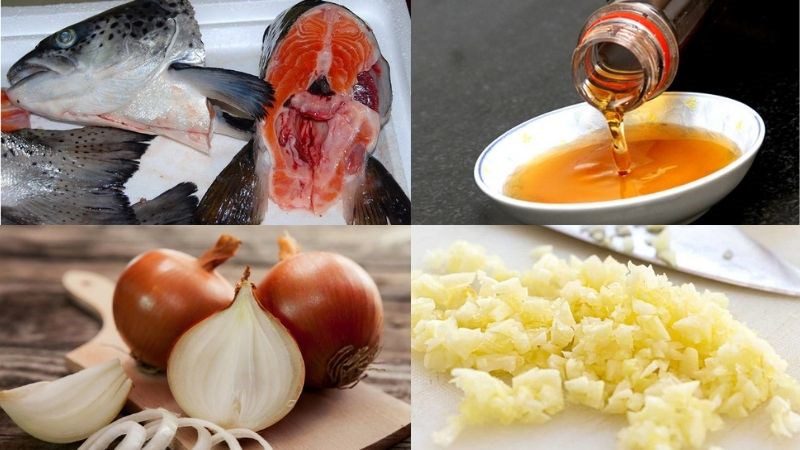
[257,1,393,215]
[6,0,204,123]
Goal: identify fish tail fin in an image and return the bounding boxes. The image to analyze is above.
[346,156,410,225]
[194,139,269,224]
[132,182,198,224]
[171,63,274,120]
[1,127,153,224]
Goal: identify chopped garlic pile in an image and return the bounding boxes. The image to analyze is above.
[412,241,800,449]
[433,368,564,446]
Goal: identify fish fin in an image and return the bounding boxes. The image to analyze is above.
[2,126,152,224]
[17,127,151,189]
[213,108,255,140]
[132,182,199,224]
[19,126,154,151]
[194,139,268,224]
[170,63,274,120]
[2,194,136,225]
[347,156,410,225]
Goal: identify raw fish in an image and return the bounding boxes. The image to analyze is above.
[195,0,409,224]
[2,127,197,224]
[6,0,272,152]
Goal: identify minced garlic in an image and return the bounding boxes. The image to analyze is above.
[433,367,564,447]
[412,241,800,449]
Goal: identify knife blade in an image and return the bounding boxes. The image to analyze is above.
[547,225,800,297]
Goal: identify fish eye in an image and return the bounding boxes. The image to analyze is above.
[55,29,77,48]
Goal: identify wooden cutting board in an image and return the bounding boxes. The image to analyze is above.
[62,270,410,450]
[411,226,800,450]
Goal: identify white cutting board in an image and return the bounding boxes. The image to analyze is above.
[1,0,410,224]
[411,225,800,450]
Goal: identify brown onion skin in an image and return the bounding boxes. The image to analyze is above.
[113,249,235,369]
[256,252,383,389]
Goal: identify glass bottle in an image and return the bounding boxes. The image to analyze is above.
[572,0,714,112]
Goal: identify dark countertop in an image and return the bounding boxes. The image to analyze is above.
[411,0,799,224]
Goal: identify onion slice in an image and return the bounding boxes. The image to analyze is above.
[79,408,272,450]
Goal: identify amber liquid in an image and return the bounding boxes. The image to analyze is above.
[604,110,632,175]
[504,123,739,204]
[584,82,636,175]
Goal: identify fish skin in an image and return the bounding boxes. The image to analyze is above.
[1,127,197,224]
[5,0,271,152]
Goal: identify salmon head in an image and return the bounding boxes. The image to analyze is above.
[3,0,262,151]
[7,0,203,119]
[256,0,393,214]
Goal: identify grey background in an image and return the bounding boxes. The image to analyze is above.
[411,0,799,224]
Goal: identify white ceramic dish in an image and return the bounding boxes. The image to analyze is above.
[474,92,765,224]
[1,0,410,225]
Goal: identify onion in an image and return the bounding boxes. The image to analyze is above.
[168,268,304,431]
[0,359,131,443]
[256,234,384,389]
[113,235,240,369]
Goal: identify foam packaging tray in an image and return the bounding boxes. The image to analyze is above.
[1,0,410,224]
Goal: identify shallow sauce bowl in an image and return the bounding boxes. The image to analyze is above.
[475,92,765,224]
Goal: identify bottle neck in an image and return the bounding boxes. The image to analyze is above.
[572,2,679,112]
[643,0,715,44]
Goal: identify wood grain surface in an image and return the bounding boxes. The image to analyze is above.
[0,226,411,449]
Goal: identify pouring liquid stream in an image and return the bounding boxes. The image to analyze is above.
[584,65,638,176]
[582,69,637,176]
[604,109,632,176]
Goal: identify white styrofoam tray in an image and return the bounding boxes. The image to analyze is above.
[1,0,410,224]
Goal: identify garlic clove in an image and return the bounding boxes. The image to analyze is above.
[168,268,305,431]
[0,359,132,443]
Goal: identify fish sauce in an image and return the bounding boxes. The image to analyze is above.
[503,123,738,203]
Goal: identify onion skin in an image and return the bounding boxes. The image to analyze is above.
[113,235,239,369]
[256,237,383,389]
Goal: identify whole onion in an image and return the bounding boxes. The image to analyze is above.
[256,235,384,388]
[113,235,240,369]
